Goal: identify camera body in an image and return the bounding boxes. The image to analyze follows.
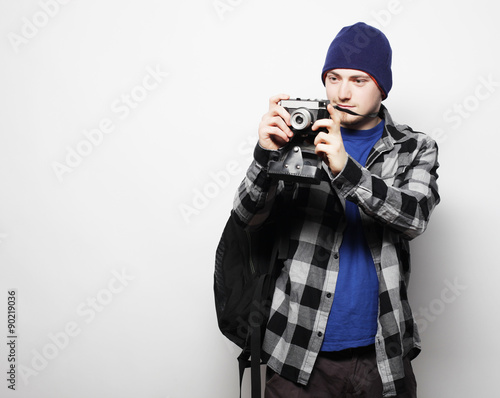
[267,98,329,185]
[282,98,330,137]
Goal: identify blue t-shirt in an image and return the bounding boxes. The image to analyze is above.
[321,120,384,352]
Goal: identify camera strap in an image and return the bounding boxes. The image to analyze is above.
[334,105,379,118]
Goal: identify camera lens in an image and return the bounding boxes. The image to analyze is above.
[290,109,312,130]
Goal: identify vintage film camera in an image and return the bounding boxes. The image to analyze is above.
[267,98,329,184]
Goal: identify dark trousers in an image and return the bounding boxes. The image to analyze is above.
[264,345,417,398]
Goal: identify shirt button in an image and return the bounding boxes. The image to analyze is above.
[333,253,339,259]
[317,332,323,337]
[326,293,332,298]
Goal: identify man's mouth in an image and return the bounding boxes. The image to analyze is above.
[335,104,355,109]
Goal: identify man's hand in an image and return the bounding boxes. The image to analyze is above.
[312,104,348,175]
[258,94,294,150]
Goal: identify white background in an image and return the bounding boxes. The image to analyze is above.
[0,0,498,397]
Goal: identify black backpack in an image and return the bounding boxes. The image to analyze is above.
[214,187,292,398]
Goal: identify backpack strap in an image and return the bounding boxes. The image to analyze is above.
[238,182,295,398]
[277,182,294,261]
[237,253,278,397]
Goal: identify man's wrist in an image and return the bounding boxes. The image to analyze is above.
[331,156,363,191]
[254,142,279,167]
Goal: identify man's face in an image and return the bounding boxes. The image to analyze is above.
[325,69,383,130]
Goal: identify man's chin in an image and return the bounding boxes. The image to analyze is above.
[339,113,364,128]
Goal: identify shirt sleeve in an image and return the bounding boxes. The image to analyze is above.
[330,135,440,240]
[232,143,281,228]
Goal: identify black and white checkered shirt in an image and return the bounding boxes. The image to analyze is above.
[232,106,440,397]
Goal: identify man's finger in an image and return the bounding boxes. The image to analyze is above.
[312,118,339,135]
[327,103,341,124]
[269,93,290,107]
[268,115,292,136]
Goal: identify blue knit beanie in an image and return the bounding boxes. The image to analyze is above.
[321,22,392,99]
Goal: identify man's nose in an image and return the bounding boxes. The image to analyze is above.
[338,82,351,100]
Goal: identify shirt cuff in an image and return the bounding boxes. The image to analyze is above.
[331,156,363,194]
[254,142,279,168]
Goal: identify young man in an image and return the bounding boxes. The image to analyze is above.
[233,22,440,397]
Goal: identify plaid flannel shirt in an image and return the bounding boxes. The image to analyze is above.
[232,106,440,397]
